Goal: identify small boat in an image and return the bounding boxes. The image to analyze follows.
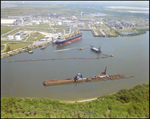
[28,51,33,54]
[78,48,83,50]
[41,45,46,50]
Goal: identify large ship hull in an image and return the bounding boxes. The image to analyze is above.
[55,34,82,45]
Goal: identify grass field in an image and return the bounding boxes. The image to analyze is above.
[26,23,50,28]
[27,32,45,41]
[105,30,119,37]
[1,28,25,37]
[7,42,33,51]
[1,25,17,35]
[1,41,33,52]
[52,25,69,29]
[1,5,80,18]
[97,26,109,30]
[1,41,22,44]
[1,45,5,51]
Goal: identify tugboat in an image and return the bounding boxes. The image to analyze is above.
[78,47,83,50]
[90,45,102,54]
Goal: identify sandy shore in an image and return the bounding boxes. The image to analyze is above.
[60,97,98,103]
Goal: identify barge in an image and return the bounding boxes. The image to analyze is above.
[43,67,134,86]
[90,45,102,54]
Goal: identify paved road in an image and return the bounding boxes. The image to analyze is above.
[1,37,7,40]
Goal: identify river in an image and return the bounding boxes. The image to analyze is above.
[1,31,149,101]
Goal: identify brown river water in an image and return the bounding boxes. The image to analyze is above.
[1,31,149,101]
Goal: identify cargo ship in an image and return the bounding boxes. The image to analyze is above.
[90,45,102,54]
[55,32,82,45]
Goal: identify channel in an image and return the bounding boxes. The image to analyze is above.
[1,31,149,101]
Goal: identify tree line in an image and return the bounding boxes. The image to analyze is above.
[1,83,149,118]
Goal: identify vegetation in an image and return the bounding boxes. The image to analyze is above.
[6,42,33,51]
[27,32,45,41]
[1,45,5,51]
[6,46,11,52]
[1,25,17,35]
[115,28,149,37]
[1,5,80,18]
[1,83,149,118]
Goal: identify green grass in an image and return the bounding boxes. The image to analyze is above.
[105,30,119,37]
[52,25,69,29]
[27,32,45,41]
[1,5,80,18]
[1,41,33,53]
[1,25,17,35]
[26,23,50,28]
[7,42,33,51]
[1,83,149,118]
[2,28,25,37]
[1,45,5,51]
[1,41,22,44]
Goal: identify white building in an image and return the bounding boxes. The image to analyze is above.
[57,21,62,25]
[31,20,40,25]
[15,35,21,40]
[1,19,16,25]
[72,16,77,20]
[96,21,99,24]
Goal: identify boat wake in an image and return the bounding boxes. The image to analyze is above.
[54,46,88,52]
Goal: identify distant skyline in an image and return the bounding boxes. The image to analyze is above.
[1,1,149,8]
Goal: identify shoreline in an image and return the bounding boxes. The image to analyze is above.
[60,97,98,103]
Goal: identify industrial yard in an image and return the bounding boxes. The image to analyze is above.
[1,2,149,59]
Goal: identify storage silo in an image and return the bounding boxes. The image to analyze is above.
[63,29,65,35]
[15,35,21,40]
[52,30,55,34]
[7,35,13,40]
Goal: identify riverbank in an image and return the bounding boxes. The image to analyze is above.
[79,28,149,37]
[1,41,51,59]
[1,83,149,118]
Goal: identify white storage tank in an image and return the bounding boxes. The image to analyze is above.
[52,30,56,34]
[15,35,21,40]
[63,29,65,35]
[57,21,62,25]
[7,35,13,40]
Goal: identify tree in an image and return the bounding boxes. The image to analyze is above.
[6,46,11,52]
